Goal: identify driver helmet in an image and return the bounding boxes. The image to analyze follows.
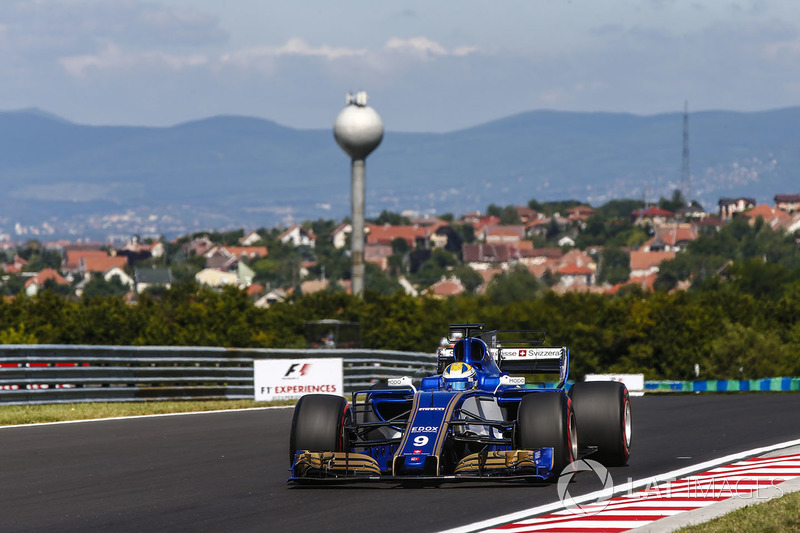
[443,362,477,391]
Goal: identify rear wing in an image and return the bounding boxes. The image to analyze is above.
[437,326,569,387]
[495,346,569,386]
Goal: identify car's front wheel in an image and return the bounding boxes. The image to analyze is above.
[569,381,631,466]
[288,394,351,466]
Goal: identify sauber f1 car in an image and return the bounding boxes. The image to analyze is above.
[288,324,632,483]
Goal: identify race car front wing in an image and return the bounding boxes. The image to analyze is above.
[288,447,555,483]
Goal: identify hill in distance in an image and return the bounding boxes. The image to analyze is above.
[0,106,798,239]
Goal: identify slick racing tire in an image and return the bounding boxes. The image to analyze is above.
[516,391,577,475]
[289,394,351,466]
[569,381,631,466]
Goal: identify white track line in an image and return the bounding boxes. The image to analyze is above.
[441,437,800,533]
[0,405,293,430]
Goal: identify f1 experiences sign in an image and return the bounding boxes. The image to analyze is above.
[254,358,344,401]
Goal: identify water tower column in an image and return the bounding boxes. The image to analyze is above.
[351,157,366,295]
[333,91,384,296]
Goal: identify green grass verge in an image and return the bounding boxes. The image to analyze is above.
[678,489,800,532]
[0,400,296,426]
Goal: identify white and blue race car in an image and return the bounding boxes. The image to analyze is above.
[288,323,631,483]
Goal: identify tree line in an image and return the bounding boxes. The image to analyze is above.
[0,273,798,382]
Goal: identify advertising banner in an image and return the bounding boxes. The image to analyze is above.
[254,358,344,401]
[585,373,645,396]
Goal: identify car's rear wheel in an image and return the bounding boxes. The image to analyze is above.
[516,391,577,475]
[289,394,351,466]
[569,381,631,466]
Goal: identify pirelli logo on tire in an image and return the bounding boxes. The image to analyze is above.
[254,358,344,401]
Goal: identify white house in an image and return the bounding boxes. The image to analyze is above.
[331,223,352,249]
[103,266,135,289]
[195,268,238,288]
[279,225,316,248]
[239,230,263,246]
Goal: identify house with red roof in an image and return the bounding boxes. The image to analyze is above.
[365,224,435,248]
[482,224,525,244]
[631,206,675,225]
[182,236,216,257]
[4,255,28,274]
[516,206,541,223]
[24,268,70,296]
[472,215,501,237]
[423,277,466,298]
[607,273,659,294]
[462,243,518,267]
[629,250,676,279]
[63,249,127,276]
[566,205,596,222]
[641,224,698,252]
[557,263,596,287]
[741,204,793,231]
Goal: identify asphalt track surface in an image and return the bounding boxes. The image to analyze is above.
[2,394,800,533]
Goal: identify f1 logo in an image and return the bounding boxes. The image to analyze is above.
[284,363,310,378]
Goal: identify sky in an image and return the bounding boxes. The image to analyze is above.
[2,0,800,132]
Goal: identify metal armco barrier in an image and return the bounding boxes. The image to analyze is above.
[0,345,436,405]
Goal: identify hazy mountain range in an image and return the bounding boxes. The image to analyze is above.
[1,106,798,239]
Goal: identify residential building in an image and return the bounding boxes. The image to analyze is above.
[462,243,518,268]
[195,268,238,288]
[24,268,69,296]
[641,224,698,253]
[629,250,676,278]
[631,207,675,225]
[331,223,352,249]
[239,230,263,246]
[365,243,393,271]
[279,225,317,248]
[774,194,800,213]
[516,206,540,223]
[103,266,135,289]
[134,268,173,293]
[424,277,466,298]
[482,224,525,244]
[566,205,595,222]
[741,204,793,231]
[254,288,288,308]
[365,224,435,248]
[718,197,756,220]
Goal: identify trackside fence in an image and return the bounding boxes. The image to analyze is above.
[645,378,800,393]
[2,345,797,405]
[0,345,436,406]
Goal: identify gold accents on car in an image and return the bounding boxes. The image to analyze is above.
[293,451,381,477]
[454,450,550,474]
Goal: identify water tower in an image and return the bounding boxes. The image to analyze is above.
[333,91,384,296]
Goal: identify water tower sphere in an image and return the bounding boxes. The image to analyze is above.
[333,104,384,160]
